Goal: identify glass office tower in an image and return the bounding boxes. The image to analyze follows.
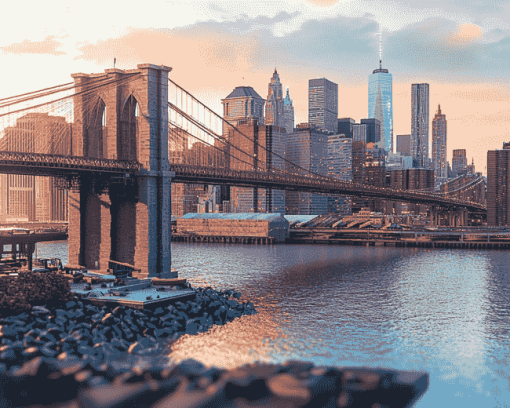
[368,61,393,152]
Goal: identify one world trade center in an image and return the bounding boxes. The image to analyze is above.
[368,59,393,152]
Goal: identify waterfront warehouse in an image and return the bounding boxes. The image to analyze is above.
[177,213,289,243]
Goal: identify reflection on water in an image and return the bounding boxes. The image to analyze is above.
[38,241,510,407]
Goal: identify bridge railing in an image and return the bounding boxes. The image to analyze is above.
[169,163,486,211]
[0,151,141,173]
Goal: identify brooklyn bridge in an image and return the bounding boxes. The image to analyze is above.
[0,64,486,278]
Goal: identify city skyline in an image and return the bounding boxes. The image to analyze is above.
[0,0,508,174]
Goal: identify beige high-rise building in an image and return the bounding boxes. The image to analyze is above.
[0,112,70,223]
[432,105,447,185]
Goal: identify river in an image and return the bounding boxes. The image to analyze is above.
[36,241,510,407]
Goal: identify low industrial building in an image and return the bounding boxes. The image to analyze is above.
[176,213,289,243]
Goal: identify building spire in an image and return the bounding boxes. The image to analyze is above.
[379,32,383,69]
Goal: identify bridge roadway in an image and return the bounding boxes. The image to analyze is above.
[0,231,68,246]
[170,164,486,211]
[0,152,486,211]
[0,151,141,178]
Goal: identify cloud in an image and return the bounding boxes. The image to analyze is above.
[384,19,489,82]
[449,0,508,14]
[306,0,340,7]
[0,36,66,56]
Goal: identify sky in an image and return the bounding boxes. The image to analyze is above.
[1,0,510,174]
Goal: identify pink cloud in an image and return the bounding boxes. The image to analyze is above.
[0,36,65,56]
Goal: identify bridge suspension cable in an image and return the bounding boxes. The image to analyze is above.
[168,121,289,177]
[0,73,142,154]
[0,73,140,121]
[168,101,289,175]
[0,76,111,111]
[168,78,341,183]
[0,82,74,105]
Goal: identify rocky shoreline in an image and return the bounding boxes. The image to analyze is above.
[0,282,428,407]
[0,355,428,408]
[0,286,256,366]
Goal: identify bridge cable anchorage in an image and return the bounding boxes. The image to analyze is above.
[168,78,337,182]
[0,73,142,154]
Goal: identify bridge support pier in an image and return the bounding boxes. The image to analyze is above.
[68,63,175,279]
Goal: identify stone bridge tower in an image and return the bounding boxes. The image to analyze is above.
[68,64,174,278]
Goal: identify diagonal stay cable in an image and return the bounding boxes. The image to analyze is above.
[0,82,74,103]
[169,101,280,173]
[169,101,324,181]
[0,74,142,152]
[168,123,287,176]
[168,78,336,182]
[0,75,110,110]
[0,73,141,120]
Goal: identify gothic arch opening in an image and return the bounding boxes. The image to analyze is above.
[85,98,105,158]
[119,95,139,161]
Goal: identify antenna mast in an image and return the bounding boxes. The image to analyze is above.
[379,32,383,69]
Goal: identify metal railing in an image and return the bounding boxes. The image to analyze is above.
[169,164,486,211]
[0,151,141,173]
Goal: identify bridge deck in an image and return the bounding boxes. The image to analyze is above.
[0,152,486,211]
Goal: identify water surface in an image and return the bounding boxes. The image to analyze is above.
[37,241,510,407]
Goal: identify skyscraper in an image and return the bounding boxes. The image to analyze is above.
[225,120,286,213]
[353,123,368,142]
[308,78,338,133]
[432,105,447,184]
[396,134,411,157]
[338,118,354,138]
[360,118,381,144]
[265,69,284,129]
[221,86,265,135]
[327,134,352,214]
[283,88,294,134]
[286,124,328,215]
[368,60,393,152]
[487,143,510,226]
[0,112,70,222]
[411,83,429,168]
[452,149,468,176]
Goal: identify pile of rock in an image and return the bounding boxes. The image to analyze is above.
[0,356,428,407]
[0,272,73,315]
[0,286,256,370]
